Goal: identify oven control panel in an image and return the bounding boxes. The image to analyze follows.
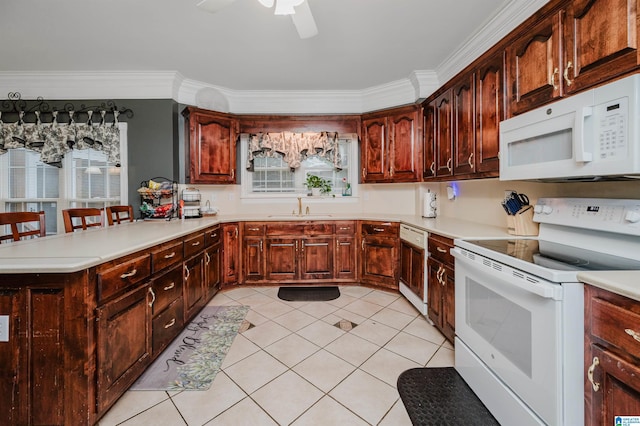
[533,198,640,235]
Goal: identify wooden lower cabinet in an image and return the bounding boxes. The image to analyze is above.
[427,234,455,343]
[183,253,206,321]
[360,221,399,290]
[222,223,240,285]
[96,284,152,415]
[399,240,425,299]
[585,285,640,425]
[335,235,357,280]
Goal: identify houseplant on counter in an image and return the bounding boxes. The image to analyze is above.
[305,174,332,196]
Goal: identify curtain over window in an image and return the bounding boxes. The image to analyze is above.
[246,131,342,171]
[0,109,122,167]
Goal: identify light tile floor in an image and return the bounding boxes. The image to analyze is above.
[98,286,454,426]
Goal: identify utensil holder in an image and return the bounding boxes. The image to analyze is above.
[507,206,539,236]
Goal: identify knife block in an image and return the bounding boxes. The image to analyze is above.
[507,206,539,236]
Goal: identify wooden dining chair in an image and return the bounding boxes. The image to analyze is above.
[0,211,47,243]
[105,205,134,225]
[62,208,104,233]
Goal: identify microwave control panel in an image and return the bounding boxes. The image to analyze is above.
[596,96,628,160]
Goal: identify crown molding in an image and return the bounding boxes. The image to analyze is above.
[436,0,551,83]
[0,71,179,100]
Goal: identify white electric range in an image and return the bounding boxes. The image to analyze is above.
[452,197,640,426]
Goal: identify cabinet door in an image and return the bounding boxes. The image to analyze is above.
[400,241,424,298]
[96,284,152,414]
[475,52,504,174]
[427,258,443,329]
[389,109,418,182]
[266,237,298,281]
[507,12,562,115]
[423,101,436,179]
[243,237,264,281]
[300,237,334,280]
[564,0,640,94]
[361,117,388,182]
[335,236,357,280]
[442,264,455,343]
[361,235,398,289]
[434,90,454,177]
[187,108,238,184]
[453,74,476,175]
[205,242,221,299]
[587,344,640,426]
[222,223,240,286]
[183,253,205,321]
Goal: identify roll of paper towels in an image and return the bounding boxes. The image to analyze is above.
[423,192,437,218]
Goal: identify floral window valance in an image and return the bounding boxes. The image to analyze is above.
[246,131,342,171]
[0,94,132,168]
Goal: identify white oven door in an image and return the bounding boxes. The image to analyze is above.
[453,248,563,426]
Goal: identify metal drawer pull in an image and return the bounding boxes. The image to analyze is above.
[248,227,260,231]
[205,252,211,265]
[550,67,559,90]
[446,158,452,172]
[163,282,175,291]
[184,265,190,281]
[339,227,350,230]
[120,269,137,279]
[164,318,176,329]
[260,240,263,252]
[430,161,436,175]
[564,61,573,86]
[164,252,176,259]
[468,153,474,168]
[191,241,201,247]
[587,356,600,392]
[210,233,217,238]
[148,287,156,307]
[625,328,640,342]
[373,228,385,232]
[436,247,447,253]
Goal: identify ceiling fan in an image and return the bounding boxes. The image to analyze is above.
[196,0,318,39]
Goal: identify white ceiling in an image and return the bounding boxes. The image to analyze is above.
[2,0,524,92]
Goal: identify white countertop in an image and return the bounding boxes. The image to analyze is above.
[578,271,640,302]
[0,214,509,274]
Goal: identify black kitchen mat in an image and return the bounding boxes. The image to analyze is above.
[397,367,499,426]
[277,286,340,301]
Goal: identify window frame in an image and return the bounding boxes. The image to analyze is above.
[240,134,358,200]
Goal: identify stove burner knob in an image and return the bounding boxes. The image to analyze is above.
[534,205,553,214]
[624,211,640,223]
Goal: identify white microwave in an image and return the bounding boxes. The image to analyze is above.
[500,74,640,181]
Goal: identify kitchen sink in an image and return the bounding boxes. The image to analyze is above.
[268,214,333,218]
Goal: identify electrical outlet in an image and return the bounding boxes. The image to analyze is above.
[0,315,9,342]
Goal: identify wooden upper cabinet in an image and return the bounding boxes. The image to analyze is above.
[361,105,419,183]
[452,74,476,175]
[475,52,504,174]
[434,90,453,177]
[184,107,238,184]
[422,102,436,179]
[506,11,563,115]
[564,0,640,94]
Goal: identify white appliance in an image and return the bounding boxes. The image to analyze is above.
[500,74,640,181]
[452,198,640,426]
[399,224,429,315]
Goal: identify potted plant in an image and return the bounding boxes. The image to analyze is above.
[305,174,332,196]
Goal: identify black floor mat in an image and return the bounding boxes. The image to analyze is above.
[397,367,499,426]
[277,286,340,301]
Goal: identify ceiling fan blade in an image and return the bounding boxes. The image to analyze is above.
[196,0,237,13]
[291,0,318,39]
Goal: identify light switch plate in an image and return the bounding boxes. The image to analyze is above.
[0,315,8,342]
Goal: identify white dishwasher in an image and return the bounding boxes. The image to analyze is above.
[399,224,428,315]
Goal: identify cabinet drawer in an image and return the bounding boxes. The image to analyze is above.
[184,232,206,258]
[151,265,183,314]
[428,234,454,265]
[266,222,333,236]
[152,297,184,354]
[591,295,640,359]
[97,254,151,302]
[361,221,399,237]
[151,241,184,273]
[335,221,356,235]
[205,225,221,246]
[244,223,265,236]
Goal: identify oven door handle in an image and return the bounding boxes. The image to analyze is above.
[452,248,563,301]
